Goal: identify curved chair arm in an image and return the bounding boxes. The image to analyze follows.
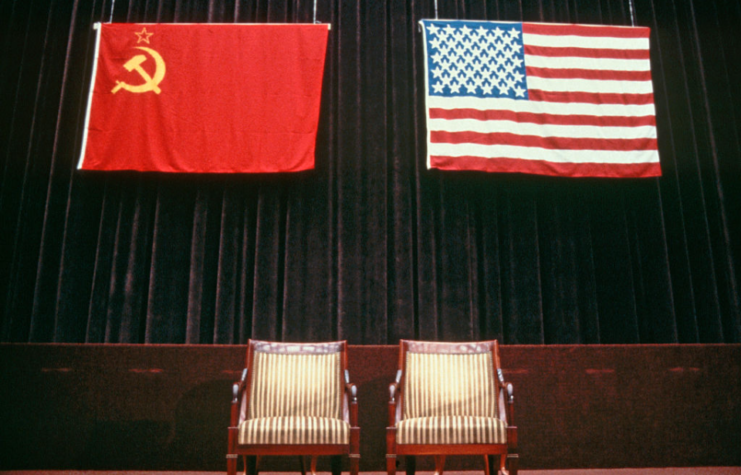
[344,369,359,427]
[345,382,358,402]
[496,368,515,426]
[388,369,403,427]
[506,382,515,426]
[230,368,249,426]
[232,368,248,402]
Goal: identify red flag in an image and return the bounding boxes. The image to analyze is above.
[421,20,660,178]
[78,23,329,173]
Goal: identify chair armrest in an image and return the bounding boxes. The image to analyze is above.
[345,382,358,402]
[344,370,359,427]
[230,368,249,426]
[497,369,515,426]
[388,369,402,427]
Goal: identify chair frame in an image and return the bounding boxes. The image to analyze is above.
[228,340,360,475]
[386,340,518,475]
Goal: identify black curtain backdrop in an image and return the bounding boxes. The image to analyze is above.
[1,0,739,345]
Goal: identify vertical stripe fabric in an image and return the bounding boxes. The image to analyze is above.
[248,351,342,419]
[239,349,349,445]
[396,415,507,444]
[239,416,350,444]
[404,352,497,419]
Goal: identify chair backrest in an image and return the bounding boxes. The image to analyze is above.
[246,340,345,420]
[401,340,499,419]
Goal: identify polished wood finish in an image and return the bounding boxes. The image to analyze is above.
[387,340,518,475]
[227,340,360,475]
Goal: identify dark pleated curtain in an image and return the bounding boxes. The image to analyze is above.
[1,0,739,345]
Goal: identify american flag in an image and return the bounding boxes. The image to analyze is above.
[420,20,660,178]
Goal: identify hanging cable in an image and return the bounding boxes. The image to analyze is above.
[628,0,636,26]
[108,0,116,22]
[434,0,439,20]
[313,0,318,23]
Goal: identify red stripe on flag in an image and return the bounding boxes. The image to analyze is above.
[431,131,658,151]
[429,155,662,178]
[528,89,655,105]
[524,44,650,59]
[522,22,650,39]
[525,66,652,81]
[429,108,657,127]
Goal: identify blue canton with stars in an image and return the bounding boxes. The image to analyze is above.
[422,20,528,100]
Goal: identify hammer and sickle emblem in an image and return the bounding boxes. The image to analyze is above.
[112,46,166,94]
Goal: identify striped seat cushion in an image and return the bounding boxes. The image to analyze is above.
[239,416,350,445]
[397,416,507,444]
[248,351,342,419]
[404,352,497,419]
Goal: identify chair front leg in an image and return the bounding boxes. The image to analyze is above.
[226,453,238,475]
[506,453,518,475]
[349,453,360,475]
[386,427,397,475]
[350,425,361,475]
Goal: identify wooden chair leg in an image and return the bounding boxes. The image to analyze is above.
[227,454,238,475]
[483,455,491,475]
[434,455,446,475]
[386,427,397,475]
[506,453,518,475]
[405,455,416,475]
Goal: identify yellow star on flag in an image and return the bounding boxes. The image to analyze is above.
[135,27,153,44]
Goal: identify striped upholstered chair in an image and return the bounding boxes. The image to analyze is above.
[228,340,360,475]
[386,340,517,475]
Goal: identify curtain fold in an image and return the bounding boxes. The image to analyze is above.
[1,0,739,344]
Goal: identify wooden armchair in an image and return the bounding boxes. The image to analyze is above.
[228,340,360,475]
[386,340,518,475]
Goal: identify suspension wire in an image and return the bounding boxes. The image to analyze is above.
[628,0,636,26]
[313,0,318,23]
[434,0,439,19]
[108,0,116,22]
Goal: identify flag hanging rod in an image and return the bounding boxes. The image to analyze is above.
[106,0,329,29]
[628,0,636,26]
[96,22,330,29]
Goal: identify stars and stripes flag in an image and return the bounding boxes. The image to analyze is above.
[420,20,661,178]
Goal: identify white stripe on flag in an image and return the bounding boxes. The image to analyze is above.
[428,118,658,139]
[429,142,660,164]
[525,76,655,94]
[523,33,649,50]
[524,55,651,71]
